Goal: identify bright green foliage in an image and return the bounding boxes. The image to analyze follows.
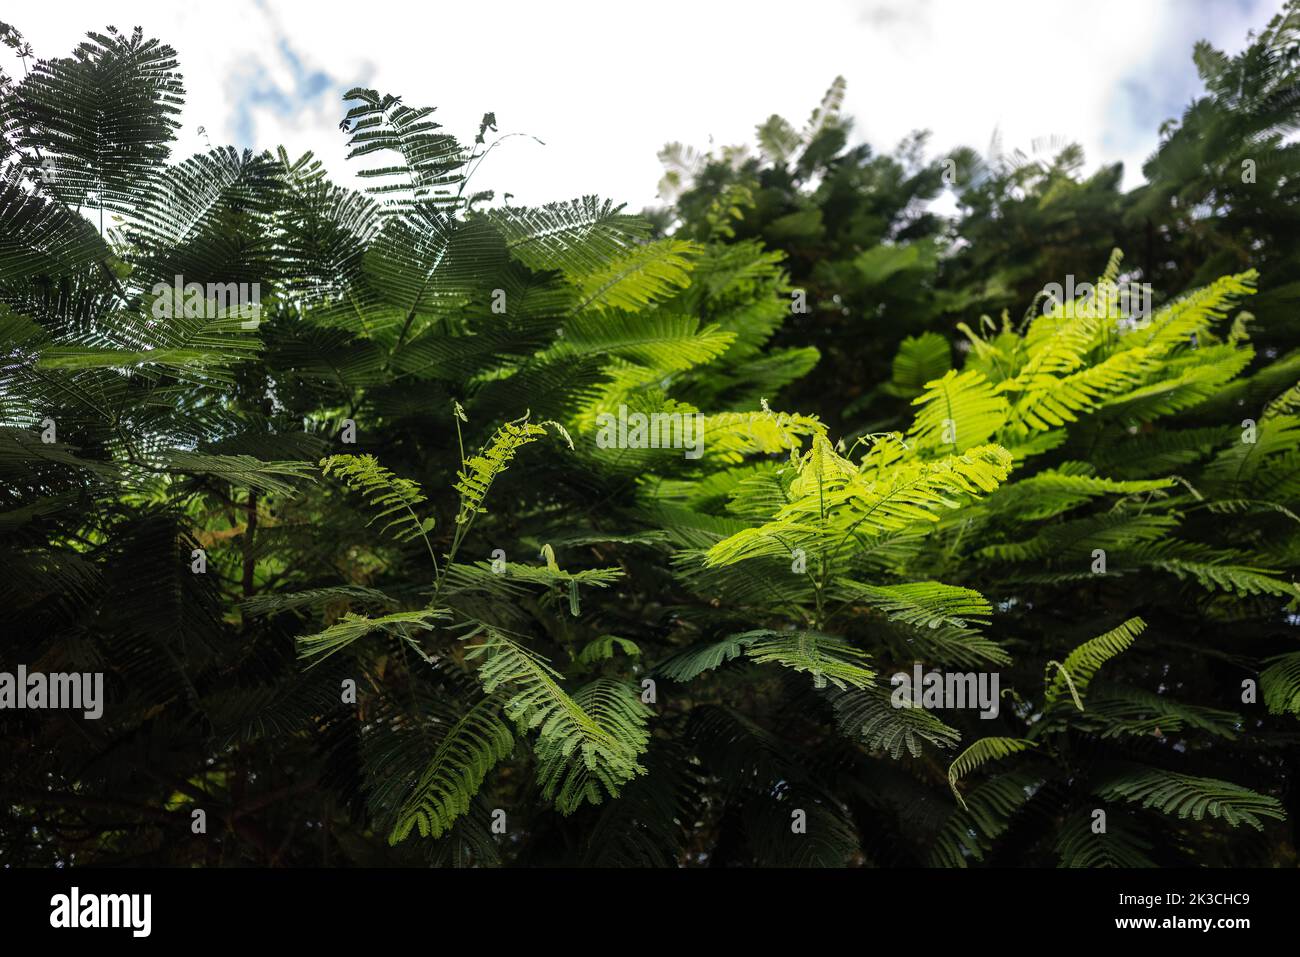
[297,609,449,665]
[321,453,435,544]
[453,417,550,525]
[657,78,957,435]
[741,630,876,690]
[466,628,650,814]
[1044,617,1146,710]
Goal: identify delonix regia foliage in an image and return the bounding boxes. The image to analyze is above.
[660,4,1300,444]
[1,15,1298,867]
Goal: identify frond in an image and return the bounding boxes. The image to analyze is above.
[491,196,647,279]
[359,211,507,329]
[1101,345,1254,422]
[161,452,315,495]
[1202,498,1300,523]
[841,580,992,630]
[1131,271,1257,354]
[465,628,649,813]
[1096,768,1285,830]
[1136,546,1300,599]
[1077,683,1241,739]
[1260,651,1300,716]
[341,88,470,212]
[445,558,623,592]
[654,633,760,683]
[930,769,1045,867]
[740,629,875,690]
[872,618,1013,669]
[1044,616,1146,709]
[389,693,514,843]
[827,683,961,757]
[320,453,435,544]
[744,787,860,867]
[802,75,847,145]
[0,179,109,282]
[1009,347,1158,431]
[128,146,281,275]
[453,416,549,525]
[557,311,735,371]
[887,332,951,398]
[1091,426,1232,478]
[539,679,652,813]
[977,511,1178,563]
[947,737,1036,809]
[239,585,398,619]
[571,239,699,313]
[581,744,698,867]
[981,467,1174,521]
[1054,813,1156,868]
[908,369,1008,451]
[706,441,1014,566]
[1203,411,1300,491]
[1017,298,1104,380]
[204,666,352,747]
[695,406,826,464]
[13,27,183,213]
[295,608,448,664]
[576,634,641,666]
[443,558,622,617]
[754,115,801,165]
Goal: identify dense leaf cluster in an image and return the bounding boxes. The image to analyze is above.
[1,8,1298,866]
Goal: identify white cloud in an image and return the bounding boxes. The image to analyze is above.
[4,0,1288,209]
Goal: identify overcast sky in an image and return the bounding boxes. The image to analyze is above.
[5,0,1289,211]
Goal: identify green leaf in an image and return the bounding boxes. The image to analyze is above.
[296,609,448,664]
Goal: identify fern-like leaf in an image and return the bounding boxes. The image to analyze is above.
[741,629,875,690]
[389,694,514,843]
[1096,768,1285,830]
[1044,616,1146,710]
[947,737,1036,809]
[453,416,548,525]
[1260,651,1300,716]
[296,608,448,664]
[465,628,648,813]
[320,453,435,545]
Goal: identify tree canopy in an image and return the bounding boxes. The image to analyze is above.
[2,7,1299,867]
